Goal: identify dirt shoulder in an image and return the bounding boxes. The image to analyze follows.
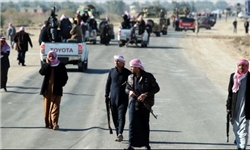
[181,16,250,91]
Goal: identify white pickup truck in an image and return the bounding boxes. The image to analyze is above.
[40,42,89,72]
[117,27,148,47]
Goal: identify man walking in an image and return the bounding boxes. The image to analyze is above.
[233,19,237,33]
[105,55,131,142]
[39,50,68,130]
[226,59,250,150]
[125,59,160,150]
[6,23,16,49]
[14,26,33,66]
[244,19,249,34]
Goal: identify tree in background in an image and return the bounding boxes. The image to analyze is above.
[215,1,228,10]
[107,0,126,16]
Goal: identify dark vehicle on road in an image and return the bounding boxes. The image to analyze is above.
[197,16,216,30]
[178,17,195,32]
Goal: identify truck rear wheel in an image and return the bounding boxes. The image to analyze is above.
[155,32,161,37]
[78,60,87,72]
[162,30,167,35]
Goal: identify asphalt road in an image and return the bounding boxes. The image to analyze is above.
[0,27,243,149]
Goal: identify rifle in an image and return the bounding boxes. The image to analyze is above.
[226,111,230,142]
[105,97,113,134]
[126,82,158,119]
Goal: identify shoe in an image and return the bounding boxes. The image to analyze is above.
[124,146,134,150]
[3,87,7,92]
[45,125,52,129]
[115,134,123,142]
[18,62,20,65]
[53,125,59,130]
[145,145,151,150]
[22,64,26,66]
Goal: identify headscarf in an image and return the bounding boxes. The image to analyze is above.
[232,59,249,93]
[19,26,25,32]
[47,50,60,67]
[114,55,125,62]
[125,10,130,19]
[60,14,67,21]
[80,21,85,26]
[129,58,144,70]
[0,37,10,53]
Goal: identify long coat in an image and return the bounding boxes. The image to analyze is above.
[14,31,33,51]
[39,63,68,96]
[0,44,10,69]
[226,72,250,119]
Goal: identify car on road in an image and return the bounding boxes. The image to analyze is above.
[178,17,196,32]
[197,16,216,30]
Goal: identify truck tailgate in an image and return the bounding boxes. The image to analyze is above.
[44,43,80,56]
[120,29,131,37]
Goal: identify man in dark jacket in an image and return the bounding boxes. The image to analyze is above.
[39,50,68,130]
[59,14,72,42]
[0,37,11,92]
[14,26,33,66]
[105,55,131,142]
[145,21,152,45]
[81,11,89,23]
[100,21,110,45]
[244,19,249,34]
[122,11,130,29]
[39,21,52,45]
[125,58,160,150]
[233,19,237,33]
[138,16,146,35]
[226,59,250,150]
[48,7,59,42]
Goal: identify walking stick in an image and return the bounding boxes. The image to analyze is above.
[226,112,230,142]
[105,97,113,134]
[143,102,158,119]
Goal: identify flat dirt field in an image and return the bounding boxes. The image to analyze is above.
[4,16,250,91]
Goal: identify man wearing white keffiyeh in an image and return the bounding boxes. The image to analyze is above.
[226,59,250,150]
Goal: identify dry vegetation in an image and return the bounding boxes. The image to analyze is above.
[230,36,250,58]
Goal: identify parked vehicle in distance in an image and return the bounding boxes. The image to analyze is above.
[238,12,246,18]
[178,17,195,32]
[197,16,216,30]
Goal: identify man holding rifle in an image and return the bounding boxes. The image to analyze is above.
[226,59,250,150]
[125,58,160,150]
[105,55,131,142]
